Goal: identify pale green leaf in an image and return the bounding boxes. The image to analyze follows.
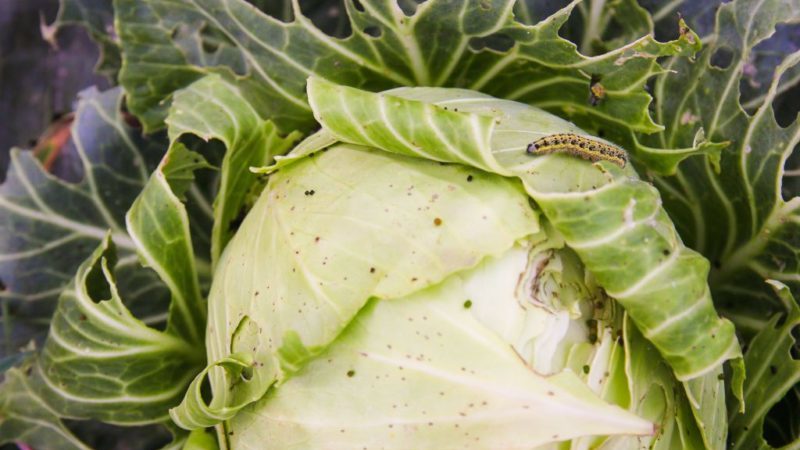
[166,74,303,267]
[184,428,220,450]
[227,275,653,449]
[126,143,210,344]
[171,143,541,428]
[302,78,740,382]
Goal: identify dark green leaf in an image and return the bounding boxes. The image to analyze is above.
[0,88,167,317]
[0,363,90,450]
[637,0,800,333]
[115,0,699,147]
[36,236,204,423]
[729,281,800,449]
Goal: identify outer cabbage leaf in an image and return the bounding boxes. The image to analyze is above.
[513,0,652,55]
[166,74,303,267]
[729,281,800,450]
[1,72,299,440]
[0,362,90,450]
[304,78,741,382]
[227,268,653,449]
[35,236,204,423]
[25,122,215,425]
[114,0,700,154]
[51,0,121,77]
[0,83,253,447]
[0,88,167,317]
[637,0,800,335]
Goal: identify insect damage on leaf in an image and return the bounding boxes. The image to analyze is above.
[526,134,628,167]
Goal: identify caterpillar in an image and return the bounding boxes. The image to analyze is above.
[526,134,627,168]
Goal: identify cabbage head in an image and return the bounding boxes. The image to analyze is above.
[171,78,741,449]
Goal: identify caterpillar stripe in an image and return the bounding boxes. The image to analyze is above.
[526,134,627,167]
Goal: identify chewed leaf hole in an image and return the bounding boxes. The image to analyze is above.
[762,384,800,447]
[710,46,734,69]
[63,419,171,449]
[397,0,426,16]
[85,257,113,303]
[468,33,514,52]
[364,25,382,38]
[200,370,214,404]
[772,75,800,128]
[790,324,800,360]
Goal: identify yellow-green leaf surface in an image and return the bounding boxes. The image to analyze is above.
[172,143,541,428]
[229,278,653,449]
[305,77,741,382]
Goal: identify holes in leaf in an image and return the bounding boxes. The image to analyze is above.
[170,22,246,75]
[772,74,800,128]
[363,25,382,38]
[241,365,254,381]
[775,311,789,328]
[200,368,214,404]
[791,324,800,360]
[468,33,514,52]
[739,23,800,116]
[762,385,800,447]
[513,0,571,26]
[351,0,365,12]
[397,0,426,16]
[710,45,734,69]
[256,0,295,23]
[231,315,255,354]
[644,0,719,42]
[198,23,234,55]
[782,142,800,201]
[85,257,113,303]
[300,0,352,38]
[64,420,171,450]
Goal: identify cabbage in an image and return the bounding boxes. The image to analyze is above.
[171,79,739,449]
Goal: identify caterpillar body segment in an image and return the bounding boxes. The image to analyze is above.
[526,134,627,168]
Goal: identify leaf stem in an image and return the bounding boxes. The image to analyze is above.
[580,0,606,55]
